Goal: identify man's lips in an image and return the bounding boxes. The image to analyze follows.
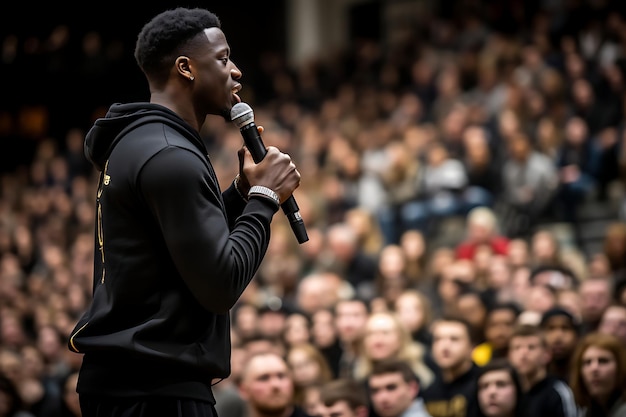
[232,84,242,103]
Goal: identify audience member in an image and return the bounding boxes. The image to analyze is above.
[569,332,626,417]
[286,343,334,407]
[353,311,434,389]
[539,308,580,382]
[578,277,613,335]
[367,358,431,417]
[455,207,509,261]
[507,325,577,417]
[316,378,369,417]
[474,359,523,417]
[238,351,312,417]
[597,303,626,345]
[333,297,370,379]
[422,317,481,417]
[472,303,521,366]
[393,288,433,349]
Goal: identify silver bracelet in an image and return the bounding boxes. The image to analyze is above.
[248,185,280,205]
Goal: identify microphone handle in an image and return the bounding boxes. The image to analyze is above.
[240,123,309,244]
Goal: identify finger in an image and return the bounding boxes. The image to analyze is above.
[257,125,264,134]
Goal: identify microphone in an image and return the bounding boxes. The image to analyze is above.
[230,102,309,244]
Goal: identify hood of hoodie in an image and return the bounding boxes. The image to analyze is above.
[84,102,203,171]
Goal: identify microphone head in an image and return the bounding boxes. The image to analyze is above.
[230,102,254,128]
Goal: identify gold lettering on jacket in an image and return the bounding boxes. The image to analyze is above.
[96,160,110,283]
[425,395,467,417]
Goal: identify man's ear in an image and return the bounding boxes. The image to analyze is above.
[409,380,420,398]
[175,56,194,81]
[237,381,249,400]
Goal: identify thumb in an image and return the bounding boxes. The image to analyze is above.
[242,146,256,166]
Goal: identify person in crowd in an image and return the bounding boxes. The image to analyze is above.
[539,307,580,382]
[456,287,490,346]
[554,116,601,223]
[67,8,302,417]
[578,277,613,335]
[500,132,558,237]
[367,358,431,417]
[422,316,481,417]
[238,351,312,417]
[507,324,577,417]
[322,222,379,299]
[353,311,434,389]
[333,297,370,379]
[472,303,521,366]
[393,288,433,349]
[455,207,509,261]
[569,332,626,417]
[58,371,81,417]
[286,343,334,408]
[315,378,370,417]
[398,229,428,287]
[309,308,343,378]
[474,358,524,417]
[0,371,36,417]
[597,303,626,345]
[283,310,313,349]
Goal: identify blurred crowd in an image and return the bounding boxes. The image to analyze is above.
[1,1,626,417]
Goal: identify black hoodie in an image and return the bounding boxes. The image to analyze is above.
[68,103,279,402]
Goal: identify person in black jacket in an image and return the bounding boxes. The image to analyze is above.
[422,316,481,417]
[66,7,301,417]
[507,325,577,417]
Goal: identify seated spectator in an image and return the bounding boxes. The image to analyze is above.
[456,207,509,261]
[475,358,524,417]
[393,288,433,349]
[286,342,334,407]
[507,324,577,417]
[333,297,370,380]
[461,125,500,212]
[539,307,580,383]
[353,311,434,389]
[569,332,626,417]
[597,303,626,345]
[499,132,558,237]
[473,303,521,366]
[317,378,370,417]
[0,371,36,417]
[367,358,431,417]
[238,351,310,417]
[283,311,313,349]
[554,116,600,223]
[529,230,562,268]
[400,141,468,235]
[309,308,342,379]
[422,316,481,417]
[579,277,613,335]
[456,287,490,346]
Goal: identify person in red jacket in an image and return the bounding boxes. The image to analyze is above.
[456,207,509,260]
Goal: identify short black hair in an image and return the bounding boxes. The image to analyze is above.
[487,301,522,317]
[134,8,221,81]
[540,307,581,333]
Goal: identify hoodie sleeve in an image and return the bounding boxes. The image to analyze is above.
[138,146,278,313]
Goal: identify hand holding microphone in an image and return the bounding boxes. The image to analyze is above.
[230,102,309,244]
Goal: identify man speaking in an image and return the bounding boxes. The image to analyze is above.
[67,7,302,417]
